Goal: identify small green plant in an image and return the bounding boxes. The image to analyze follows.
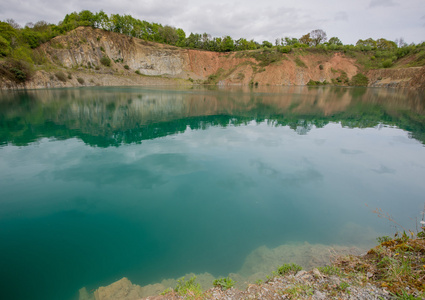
[100,46,105,52]
[67,73,72,79]
[338,281,350,293]
[100,56,111,67]
[174,276,203,298]
[77,77,84,85]
[55,71,67,82]
[277,263,303,275]
[160,287,173,295]
[319,64,324,70]
[283,284,313,297]
[213,277,235,290]
[318,265,342,276]
[392,290,420,299]
[124,64,130,70]
[135,70,141,75]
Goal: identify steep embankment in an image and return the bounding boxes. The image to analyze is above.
[1,26,424,89]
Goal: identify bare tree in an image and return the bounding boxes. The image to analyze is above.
[6,19,21,29]
[395,37,406,48]
[310,29,327,46]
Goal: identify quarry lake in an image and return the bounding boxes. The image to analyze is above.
[1,86,425,300]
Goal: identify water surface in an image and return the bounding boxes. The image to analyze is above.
[1,86,425,300]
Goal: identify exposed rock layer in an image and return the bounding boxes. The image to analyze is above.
[1,27,424,89]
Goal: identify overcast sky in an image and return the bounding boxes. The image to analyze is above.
[1,0,424,45]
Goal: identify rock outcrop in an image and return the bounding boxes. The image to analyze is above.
[1,27,424,89]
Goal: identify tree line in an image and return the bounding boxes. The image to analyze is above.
[1,10,424,66]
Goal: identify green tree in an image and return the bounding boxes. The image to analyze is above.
[299,33,312,46]
[262,40,273,48]
[221,35,235,52]
[328,37,343,45]
[376,38,397,51]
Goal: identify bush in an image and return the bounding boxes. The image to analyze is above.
[0,58,33,83]
[100,55,111,67]
[174,276,202,297]
[135,70,141,75]
[213,277,235,290]
[277,263,303,275]
[124,64,129,70]
[55,71,67,82]
[382,59,393,68]
[77,77,84,84]
[349,73,369,86]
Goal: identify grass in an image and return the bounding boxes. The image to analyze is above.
[294,57,307,68]
[277,263,303,276]
[213,277,235,290]
[174,276,203,299]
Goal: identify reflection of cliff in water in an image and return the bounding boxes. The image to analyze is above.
[1,86,424,147]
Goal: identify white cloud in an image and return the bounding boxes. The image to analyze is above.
[369,0,398,8]
[0,0,423,45]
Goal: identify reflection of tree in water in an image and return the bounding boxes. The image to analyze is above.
[0,87,424,147]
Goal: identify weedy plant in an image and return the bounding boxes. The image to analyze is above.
[334,203,425,297]
[213,277,235,290]
[174,276,203,299]
[276,263,303,276]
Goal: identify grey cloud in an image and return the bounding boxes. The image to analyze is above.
[250,159,323,186]
[334,11,348,21]
[371,165,396,174]
[340,149,362,155]
[369,0,398,8]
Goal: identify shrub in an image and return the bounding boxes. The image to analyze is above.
[124,64,129,70]
[213,277,235,290]
[382,59,393,68]
[77,77,84,85]
[319,64,324,70]
[349,73,369,86]
[0,59,33,83]
[67,73,72,79]
[277,263,302,275]
[135,70,141,75]
[55,71,67,82]
[100,56,111,67]
[174,276,202,298]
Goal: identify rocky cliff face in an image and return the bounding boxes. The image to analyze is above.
[1,27,424,89]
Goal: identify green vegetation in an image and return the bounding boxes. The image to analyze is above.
[213,277,235,290]
[277,263,303,275]
[1,10,425,87]
[174,276,203,298]
[349,73,369,86]
[294,57,307,68]
[54,71,67,82]
[0,58,33,83]
[77,77,84,84]
[100,55,111,67]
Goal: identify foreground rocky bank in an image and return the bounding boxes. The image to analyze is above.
[78,237,425,300]
[1,27,424,90]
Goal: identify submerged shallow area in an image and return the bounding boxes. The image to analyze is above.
[0,86,424,300]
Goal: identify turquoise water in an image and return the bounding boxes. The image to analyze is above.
[1,86,425,299]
